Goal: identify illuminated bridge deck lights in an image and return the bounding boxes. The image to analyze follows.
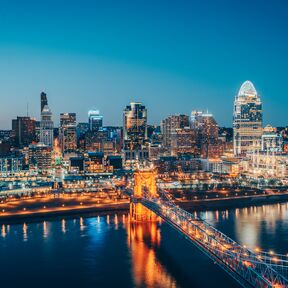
[141,193,288,287]
[130,169,288,287]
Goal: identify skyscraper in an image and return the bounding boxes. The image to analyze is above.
[40,105,54,147]
[40,92,48,113]
[233,81,263,156]
[123,102,147,150]
[170,127,196,156]
[190,111,219,144]
[161,114,190,149]
[88,110,103,132]
[12,116,36,148]
[60,113,76,126]
[190,111,221,158]
[123,102,148,166]
[59,113,77,153]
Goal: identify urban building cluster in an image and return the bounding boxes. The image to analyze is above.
[1,80,288,182]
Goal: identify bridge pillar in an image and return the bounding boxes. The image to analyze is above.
[131,169,158,222]
[130,200,157,222]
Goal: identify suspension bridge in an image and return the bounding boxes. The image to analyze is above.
[129,169,288,288]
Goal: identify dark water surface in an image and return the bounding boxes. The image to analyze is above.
[1,202,288,288]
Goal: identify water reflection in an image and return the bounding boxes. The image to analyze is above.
[80,217,84,231]
[62,219,66,234]
[1,203,288,288]
[43,221,48,238]
[197,202,288,254]
[1,224,6,238]
[23,223,27,241]
[114,214,118,229]
[127,221,177,288]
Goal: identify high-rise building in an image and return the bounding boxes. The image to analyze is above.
[170,127,196,156]
[59,113,77,153]
[88,110,103,132]
[161,114,189,149]
[40,105,54,147]
[12,117,36,148]
[190,111,219,143]
[40,92,48,113]
[77,122,89,151]
[123,102,148,165]
[77,122,89,138]
[60,113,76,126]
[190,110,221,158]
[123,102,147,150]
[233,81,263,156]
[85,129,109,152]
[104,126,122,153]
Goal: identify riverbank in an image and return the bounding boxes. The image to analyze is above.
[0,195,129,222]
[178,192,288,211]
[1,191,288,222]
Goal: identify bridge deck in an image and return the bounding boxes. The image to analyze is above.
[138,195,288,288]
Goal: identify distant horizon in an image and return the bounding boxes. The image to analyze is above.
[1,1,287,129]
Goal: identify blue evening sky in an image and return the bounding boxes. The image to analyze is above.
[0,0,287,128]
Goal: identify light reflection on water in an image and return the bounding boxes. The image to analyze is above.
[196,202,288,254]
[127,221,177,288]
[0,202,288,287]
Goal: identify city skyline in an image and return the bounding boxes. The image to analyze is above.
[1,0,288,128]
[0,79,286,130]
[1,2,288,288]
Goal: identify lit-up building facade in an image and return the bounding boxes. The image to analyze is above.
[40,105,54,147]
[85,130,109,152]
[88,110,103,132]
[190,111,219,144]
[190,110,221,158]
[170,127,196,156]
[161,114,189,149]
[261,125,283,152]
[123,102,148,166]
[0,156,23,174]
[59,113,77,153]
[243,125,286,178]
[233,81,263,156]
[123,102,147,150]
[28,143,52,171]
[12,116,36,148]
[245,151,288,179]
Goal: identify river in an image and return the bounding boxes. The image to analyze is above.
[1,202,288,287]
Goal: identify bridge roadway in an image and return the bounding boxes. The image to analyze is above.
[136,193,288,288]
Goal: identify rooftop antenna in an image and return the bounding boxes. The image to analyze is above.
[26,102,29,117]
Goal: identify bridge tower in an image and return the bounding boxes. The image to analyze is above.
[133,169,157,198]
[130,169,158,222]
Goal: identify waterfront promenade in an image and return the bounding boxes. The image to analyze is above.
[1,189,288,221]
[0,194,129,221]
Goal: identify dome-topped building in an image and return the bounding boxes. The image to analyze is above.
[233,81,263,156]
[238,80,258,97]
